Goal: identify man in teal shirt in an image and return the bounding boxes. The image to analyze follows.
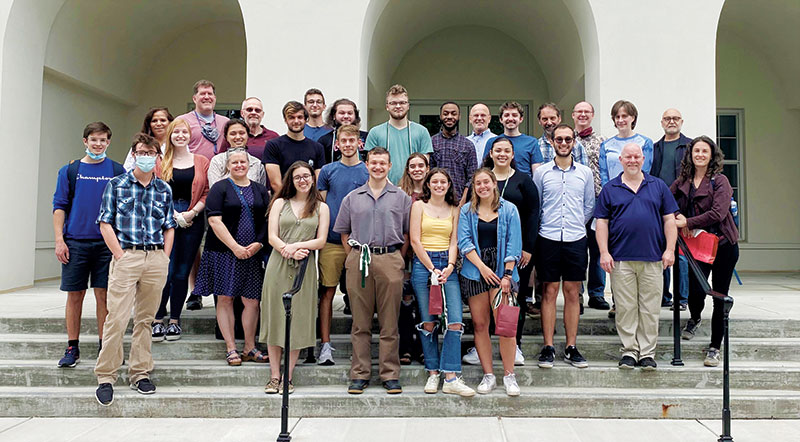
[365,84,432,184]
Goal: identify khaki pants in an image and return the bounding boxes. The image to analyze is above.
[611,260,663,360]
[95,249,169,385]
[345,249,405,381]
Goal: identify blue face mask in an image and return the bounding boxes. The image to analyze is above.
[85,148,106,161]
[135,155,157,172]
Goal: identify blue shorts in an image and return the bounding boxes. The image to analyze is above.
[60,238,112,291]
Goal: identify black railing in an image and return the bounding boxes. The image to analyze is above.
[277,257,310,442]
[673,236,734,442]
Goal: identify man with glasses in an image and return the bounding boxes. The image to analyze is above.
[365,84,433,184]
[533,124,595,369]
[303,88,333,142]
[263,101,326,194]
[176,79,229,160]
[651,108,692,310]
[573,101,610,311]
[94,133,176,406]
[219,97,279,160]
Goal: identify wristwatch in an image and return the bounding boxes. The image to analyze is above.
[503,269,513,277]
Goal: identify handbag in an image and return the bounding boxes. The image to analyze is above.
[428,283,443,315]
[493,289,519,338]
[680,230,719,264]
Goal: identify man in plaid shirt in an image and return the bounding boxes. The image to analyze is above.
[430,102,478,202]
[94,133,176,406]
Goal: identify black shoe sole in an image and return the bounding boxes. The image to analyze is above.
[317,360,335,366]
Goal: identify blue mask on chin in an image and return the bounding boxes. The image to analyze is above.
[85,148,106,161]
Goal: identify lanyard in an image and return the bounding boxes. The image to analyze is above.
[385,121,413,159]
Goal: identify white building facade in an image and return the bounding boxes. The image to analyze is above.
[0,0,798,291]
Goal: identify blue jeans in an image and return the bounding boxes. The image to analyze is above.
[586,220,606,299]
[411,251,463,373]
[157,200,206,321]
[662,255,689,305]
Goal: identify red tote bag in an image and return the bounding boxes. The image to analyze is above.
[493,291,519,338]
[679,230,719,264]
[428,284,443,315]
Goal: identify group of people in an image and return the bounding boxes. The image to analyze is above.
[52,80,739,406]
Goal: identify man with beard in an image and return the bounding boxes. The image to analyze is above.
[263,101,326,194]
[219,97,279,159]
[430,101,478,200]
[365,84,433,184]
[176,80,229,160]
[482,101,544,177]
[537,103,587,167]
[533,124,594,369]
[466,102,497,162]
[303,88,333,142]
[318,98,368,165]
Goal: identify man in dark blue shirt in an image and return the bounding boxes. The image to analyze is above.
[52,122,124,369]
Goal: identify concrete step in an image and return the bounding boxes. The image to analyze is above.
[2,314,797,338]
[1,385,797,419]
[1,359,798,391]
[6,334,795,363]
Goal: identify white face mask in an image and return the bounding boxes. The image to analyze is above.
[135,155,156,172]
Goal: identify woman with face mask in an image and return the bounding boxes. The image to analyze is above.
[193,150,270,366]
[123,107,174,170]
[150,119,210,342]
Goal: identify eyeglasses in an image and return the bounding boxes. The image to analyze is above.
[553,137,574,144]
[387,101,409,107]
[293,174,313,182]
[244,107,263,113]
[306,99,324,105]
[662,117,682,123]
[134,151,159,157]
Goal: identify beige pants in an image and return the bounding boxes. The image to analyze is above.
[345,249,405,381]
[611,260,663,360]
[95,249,169,385]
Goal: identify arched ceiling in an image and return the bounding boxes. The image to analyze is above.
[44,0,244,104]
[366,0,585,106]
[717,0,800,108]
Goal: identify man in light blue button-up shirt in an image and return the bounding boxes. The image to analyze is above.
[466,102,497,163]
[532,124,595,370]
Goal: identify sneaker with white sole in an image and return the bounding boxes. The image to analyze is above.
[442,376,476,397]
[704,347,721,367]
[165,322,181,341]
[515,345,525,366]
[503,373,520,397]
[317,342,335,366]
[476,373,496,394]
[462,347,480,365]
[563,345,589,368]
[151,322,165,342]
[424,373,440,394]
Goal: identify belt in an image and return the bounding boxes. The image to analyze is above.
[123,244,164,251]
[369,245,400,255]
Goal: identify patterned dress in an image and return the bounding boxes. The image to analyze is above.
[259,202,319,349]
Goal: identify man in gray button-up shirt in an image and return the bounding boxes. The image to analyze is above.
[333,147,411,394]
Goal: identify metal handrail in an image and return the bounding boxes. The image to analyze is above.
[674,236,734,442]
[277,257,310,442]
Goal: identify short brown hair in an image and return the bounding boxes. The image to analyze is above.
[337,124,360,138]
[83,121,112,139]
[499,101,524,118]
[385,84,408,100]
[130,132,159,154]
[611,100,638,129]
[304,88,325,104]
[366,146,391,162]
[282,101,309,120]
[537,102,561,119]
[193,79,216,94]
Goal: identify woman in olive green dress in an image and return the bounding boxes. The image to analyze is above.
[261,161,329,394]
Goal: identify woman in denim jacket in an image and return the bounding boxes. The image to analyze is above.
[458,168,522,396]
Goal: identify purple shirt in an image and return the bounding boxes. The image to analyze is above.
[431,131,478,200]
[333,181,411,247]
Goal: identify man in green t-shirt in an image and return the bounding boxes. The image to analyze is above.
[364,84,432,184]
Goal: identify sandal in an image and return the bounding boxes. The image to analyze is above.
[242,348,269,363]
[400,353,412,365]
[264,377,280,394]
[226,349,242,366]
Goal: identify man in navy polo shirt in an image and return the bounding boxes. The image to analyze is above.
[595,143,678,371]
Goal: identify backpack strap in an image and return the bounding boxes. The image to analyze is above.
[66,159,125,215]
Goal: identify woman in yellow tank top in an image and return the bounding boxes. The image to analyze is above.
[409,168,475,397]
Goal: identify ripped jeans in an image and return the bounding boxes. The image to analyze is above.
[411,251,464,373]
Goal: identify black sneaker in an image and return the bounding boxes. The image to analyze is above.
[185,295,203,311]
[618,355,636,369]
[151,322,165,342]
[661,299,673,308]
[382,379,403,394]
[639,357,657,371]
[348,379,369,394]
[608,306,616,319]
[588,297,610,310]
[96,383,113,406]
[580,304,584,315]
[58,346,80,368]
[130,378,156,394]
[681,318,701,340]
[564,345,589,368]
[165,322,182,341]
[537,345,555,368]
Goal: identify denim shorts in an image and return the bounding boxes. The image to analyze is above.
[60,238,112,291]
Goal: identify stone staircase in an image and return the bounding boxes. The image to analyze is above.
[1,310,799,419]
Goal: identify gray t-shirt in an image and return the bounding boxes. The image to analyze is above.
[333,181,411,247]
[659,139,681,187]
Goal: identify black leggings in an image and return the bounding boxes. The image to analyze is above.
[687,241,739,349]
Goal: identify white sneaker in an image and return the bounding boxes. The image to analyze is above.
[476,373,496,394]
[442,376,476,397]
[317,342,335,366]
[503,373,520,397]
[462,347,480,365]
[515,346,525,366]
[424,373,440,394]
